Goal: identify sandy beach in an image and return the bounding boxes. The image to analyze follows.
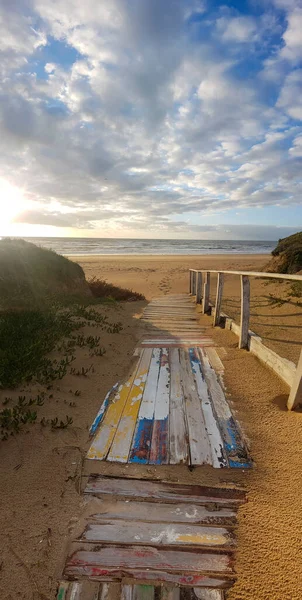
[72,254,301,363]
[0,252,301,600]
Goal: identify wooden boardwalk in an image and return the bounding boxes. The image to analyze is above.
[57,294,251,600]
[59,476,247,600]
[86,295,251,469]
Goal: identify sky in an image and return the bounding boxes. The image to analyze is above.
[0,0,301,240]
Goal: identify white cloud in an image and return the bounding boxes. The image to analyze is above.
[277,70,302,120]
[0,0,300,237]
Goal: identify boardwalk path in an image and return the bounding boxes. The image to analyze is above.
[58,295,251,600]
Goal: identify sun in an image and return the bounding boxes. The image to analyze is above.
[0,179,24,226]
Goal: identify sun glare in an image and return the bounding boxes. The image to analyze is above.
[0,179,24,225]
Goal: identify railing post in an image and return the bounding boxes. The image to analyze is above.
[192,271,196,296]
[189,270,192,294]
[239,275,250,349]
[202,272,210,313]
[213,273,224,326]
[196,272,202,304]
[287,349,302,410]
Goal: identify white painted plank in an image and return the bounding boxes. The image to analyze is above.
[180,349,212,466]
[189,348,227,469]
[194,589,224,600]
[149,348,170,464]
[205,348,224,375]
[169,348,188,464]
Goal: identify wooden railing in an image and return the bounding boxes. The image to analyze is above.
[189,268,302,410]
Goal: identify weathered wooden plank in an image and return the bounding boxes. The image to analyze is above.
[85,477,246,505]
[99,583,121,600]
[133,585,154,600]
[87,357,143,461]
[149,349,170,465]
[213,274,224,327]
[80,520,236,550]
[199,349,251,469]
[193,589,224,600]
[161,587,180,600]
[189,349,227,469]
[239,275,250,349]
[180,591,224,600]
[196,272,202,304]
[189,269,302,282]
[204,348,224,375]
[130,349,161,464]
[169,348,188,464]
[64,564,233,589]
[90,384,119,437]
[122,586,133,600]
[69,582,82,600]
[90,500,237,526]
[64,544,234,576]
[180,349,212,466]
[202,273,210,314]
[192,271,197,296]
[107,350,152,463]
[57,582,69,600]
[287,348,302,410]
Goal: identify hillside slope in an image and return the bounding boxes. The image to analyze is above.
[0,239,91,309]
[265,232,302,274]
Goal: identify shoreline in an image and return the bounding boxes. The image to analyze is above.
[67,252,270,258]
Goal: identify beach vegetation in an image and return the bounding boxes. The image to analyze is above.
[266,231,302,274]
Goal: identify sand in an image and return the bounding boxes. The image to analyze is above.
[73,254,302,363]
[0,253,301,600]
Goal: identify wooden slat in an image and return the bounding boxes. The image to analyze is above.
[67,581,102,600]
[202,273,210,314]
[85,477,246,505]
[169,348,188,464]
[90,384,119,437]
[89,500,237,526]
[57,582,69,600]
[194,589,224,600]
[189,349,227,469]
[130,349,161,464]
[122,586,133,600]
[213,274,224,327]
[133,586,154,600]
[64,564,233,588]
[80,521,236,550]
[180,349,211,466]
[161,587,180,600]
[99,583,121,600]
[196,272,202,304]
[64,544,234,576]
[199,349,251,469]
[149,349,170,465]
[204,349,224,375]
[87,357,144,461]
[107,350,152,463]
[287,348,302,410]
[239,275,250,349]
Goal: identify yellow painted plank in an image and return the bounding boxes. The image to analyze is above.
[87,357,143,461]
[107,349,153,462]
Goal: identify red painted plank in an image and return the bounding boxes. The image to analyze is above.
[65,544,234,576]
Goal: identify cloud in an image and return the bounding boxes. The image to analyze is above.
[0,0,301,237]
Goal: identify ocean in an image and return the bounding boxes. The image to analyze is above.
[16,238,275,256]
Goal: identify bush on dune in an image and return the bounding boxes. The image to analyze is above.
[88,277,145,301]
[0,238,91,309]
[265,232,302,275]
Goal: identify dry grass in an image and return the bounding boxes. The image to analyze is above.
[88,276,145,301]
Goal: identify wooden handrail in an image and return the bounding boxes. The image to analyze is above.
[189,267,302,409]
[189,268,302,282]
